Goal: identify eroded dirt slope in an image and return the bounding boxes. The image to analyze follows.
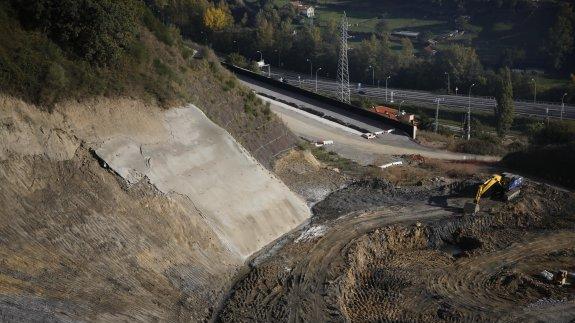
[0,96,309,321]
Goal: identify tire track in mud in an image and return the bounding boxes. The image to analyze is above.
[216,202,457,322]
[427,231,575,320]
[285,204,455,322]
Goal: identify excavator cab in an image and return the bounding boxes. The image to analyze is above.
[463,173,523,215]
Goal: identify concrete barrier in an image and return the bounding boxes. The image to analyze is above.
[223,63,418,139]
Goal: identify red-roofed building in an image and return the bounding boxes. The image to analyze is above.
[370,106,415,124]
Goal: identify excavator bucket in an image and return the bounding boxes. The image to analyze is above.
[464,202,480,215]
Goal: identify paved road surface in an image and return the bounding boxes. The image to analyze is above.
[267,67,575,120]
[252,91,499,164]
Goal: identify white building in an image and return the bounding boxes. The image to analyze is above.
[300,6,315,18]
[391,31,420,38]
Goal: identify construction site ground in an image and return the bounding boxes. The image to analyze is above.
[216,149,575,322]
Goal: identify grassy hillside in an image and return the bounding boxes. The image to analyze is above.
[0,0,296,167]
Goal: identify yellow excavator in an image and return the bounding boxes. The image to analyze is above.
[464,173,523,215]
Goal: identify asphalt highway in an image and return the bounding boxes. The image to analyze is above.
[266,67,575,120]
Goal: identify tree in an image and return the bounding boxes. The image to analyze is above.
[12,0,140,66]
[203,6,233,31]
[375,19,391,37]
[400,38,414,62]
[547,3,574,70]
[433,45,483,89]
[494,67,515,137]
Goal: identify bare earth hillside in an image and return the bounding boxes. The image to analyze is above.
[0,96,310,321]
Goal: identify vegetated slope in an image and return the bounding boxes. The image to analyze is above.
[0,0,297,167]
[0,95,310,321]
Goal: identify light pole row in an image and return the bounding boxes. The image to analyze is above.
[254,53,570,130]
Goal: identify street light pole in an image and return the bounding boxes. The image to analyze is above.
[256,50,263,62]
[434,98,444,133]
[275,49,281,67]
[531,78,537,103]
[467,83,476,140]
[445,72,450,94]
[306,58,313,79]
[368,65,375,86]
[561,93,567,121]
[385,76,391,102]
[315,67,322,93]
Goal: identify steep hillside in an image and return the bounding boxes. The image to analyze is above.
[0,96,310,321]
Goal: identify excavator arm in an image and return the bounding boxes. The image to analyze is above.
[473,174,503,204]
[464,174,503,215]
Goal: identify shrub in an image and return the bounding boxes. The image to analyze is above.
[143,10,175,46]
[503,142,575,189]
[529,121,575,146]
[153,59,174,78]
[456,138,505,156]
[226,53,248,68]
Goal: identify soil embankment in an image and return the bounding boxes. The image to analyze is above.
[0,96,310,321]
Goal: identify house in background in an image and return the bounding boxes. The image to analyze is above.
[291,1,315,18]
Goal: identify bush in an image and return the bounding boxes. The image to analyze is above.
[530,121,575,146]
[153,59,174,78]
[503,142,575,189]
[226,53,248,68]
[456,138,505,156]
[142,9,175,46]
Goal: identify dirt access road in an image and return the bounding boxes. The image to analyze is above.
[217,181,575,322]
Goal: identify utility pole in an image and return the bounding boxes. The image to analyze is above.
[467,83,476,140]
[298,75,301,87]
[368,65,375,86]
[434,98,444,133]
[307,58,313,79]
[337,12,351,103]
[385,76,391,102]
[445,72,450,94]
[561,93,567,121]
[531,78,537,103]
[315,67,322,92]
[274,49,281,67]
[546,107,549,125]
